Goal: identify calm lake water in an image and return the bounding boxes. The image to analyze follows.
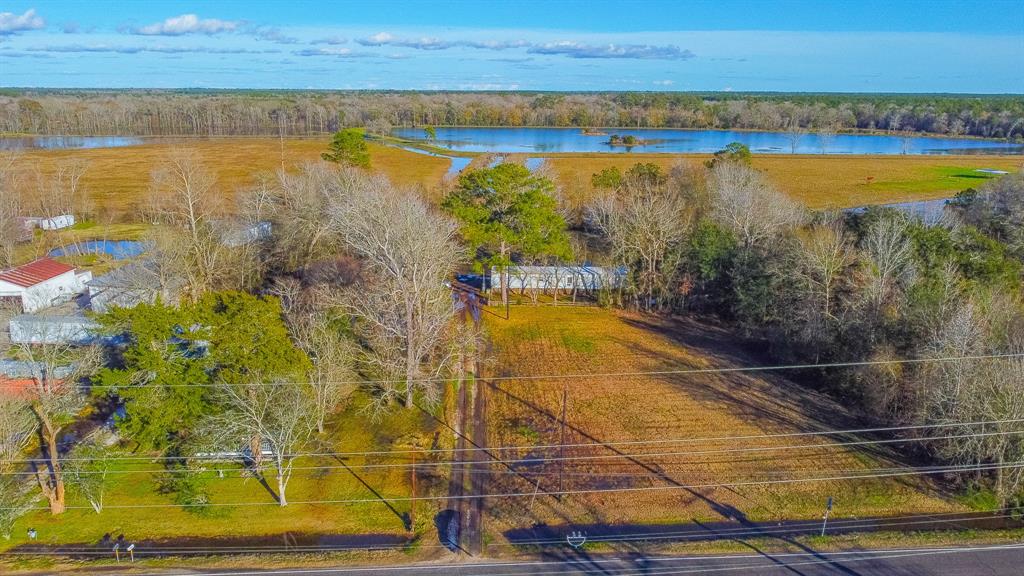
[49,240,147,260]
[393,127,1024,155]
[0,136,145,150]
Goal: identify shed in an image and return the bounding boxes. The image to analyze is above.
[0,258,91,313]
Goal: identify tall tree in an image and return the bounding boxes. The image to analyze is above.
[331,171,463,410]
[321,128,370,168]
[443,163,571,304]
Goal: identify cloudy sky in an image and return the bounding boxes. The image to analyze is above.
[1,0,1022,92]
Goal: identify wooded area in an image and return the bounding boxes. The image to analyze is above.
[2,90,1022,139]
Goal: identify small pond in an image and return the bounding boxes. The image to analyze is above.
[49,240,147,260]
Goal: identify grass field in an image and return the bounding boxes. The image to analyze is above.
[547,154,1023,211]
[482,306,963,537]
[0,393,442,552]
[12,139,1021,223]
[13,139,450,220]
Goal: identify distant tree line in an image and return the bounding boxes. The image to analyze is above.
[1,90,1022,139]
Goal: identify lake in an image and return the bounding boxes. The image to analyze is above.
[49,240,147,260]
[0,136,145,151]
[392,127,1024,155]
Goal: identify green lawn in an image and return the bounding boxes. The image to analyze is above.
[2,394,441,550]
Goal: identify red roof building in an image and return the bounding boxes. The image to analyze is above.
[0,258,76,288]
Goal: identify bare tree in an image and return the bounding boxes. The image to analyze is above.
[63,440,116,514]
[146,150,230,299]
[589,175,691,311]
[257,162,344,272]
[917,294,1024,502]
[200,380,317,506]
[817,125,837,154]
[709,162,805,248]
[329,170,464,410]
[0,153,24,268]
[860,213,916,314]
[289,312,359,434]
[790,218,856,348]
[0,395,36,538]
[2,336,100,515]
[786,120,808,154]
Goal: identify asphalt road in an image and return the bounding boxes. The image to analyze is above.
[146,544,1024,575]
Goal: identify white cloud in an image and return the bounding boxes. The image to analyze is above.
[653,79,675,86]
[357,32,528,51]
[528,42,694,60]
[0,9,45,35]
[28,44,277,55]
[294,47,376,58]
[134,14,240,36]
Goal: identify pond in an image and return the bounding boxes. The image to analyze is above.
[49,240,147,260]
[392,127,1024,155]
[0,136,145,151]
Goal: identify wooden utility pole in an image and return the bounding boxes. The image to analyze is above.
[409,451,417,533]
[558,383,568,498]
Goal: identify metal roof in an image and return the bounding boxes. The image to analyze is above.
[0,258,75,288]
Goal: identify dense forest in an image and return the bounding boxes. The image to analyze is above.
[1,90,1022,139]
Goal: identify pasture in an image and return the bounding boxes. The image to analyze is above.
[546,154,1023,211]
[12,139,450,220]
[10,138,1021,226]
[482,306,962,537]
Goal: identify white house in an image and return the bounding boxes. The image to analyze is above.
[22,215,76,231]
[0,258,92,313]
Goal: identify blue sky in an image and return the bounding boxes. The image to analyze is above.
[1,1,1022,92]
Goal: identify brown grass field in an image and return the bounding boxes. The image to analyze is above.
[546,154,1023,211]
[482,306,962,537]
[13,138,450,220]
[12,139,1021,224]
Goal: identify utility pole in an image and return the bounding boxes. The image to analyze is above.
[558,383,568,498]
[410,450,417,533]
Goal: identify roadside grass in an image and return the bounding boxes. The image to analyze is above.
[482,307,963,538]
[0,391,440,552]
[13,139,450,220]
[546,154,1023,211]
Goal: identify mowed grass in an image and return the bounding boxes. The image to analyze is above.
[0,394,441,551]
[483,307,961,535]
[547,154,1023,211]
[13,139,450,220]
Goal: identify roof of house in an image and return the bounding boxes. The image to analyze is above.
[0,258,75,288]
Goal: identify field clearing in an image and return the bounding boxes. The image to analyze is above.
[13,139,450,220]
[547,154,1023,210]
[482,307,962,537]
[0,394,440,552]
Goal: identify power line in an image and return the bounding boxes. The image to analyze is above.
[6,428,1020,475]
[3,460,1022,512]
[8,352,1019,390]
[8,416,1024,464]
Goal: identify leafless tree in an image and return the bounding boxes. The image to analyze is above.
[817,125,837,154]
[790,218,856,349]
[916,294,1024,502]
[589,174,692,311]
[708,161,805,248]
[146,150,232,299]
[289,313,359,434]
[0,153,24,268]
[786,120,808,154]
[860,213,916,314]
[329,170,464,411]
[200,380,317,506]
[256,162,344,272]
[1,334,101,515]
[0,395,36,538]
